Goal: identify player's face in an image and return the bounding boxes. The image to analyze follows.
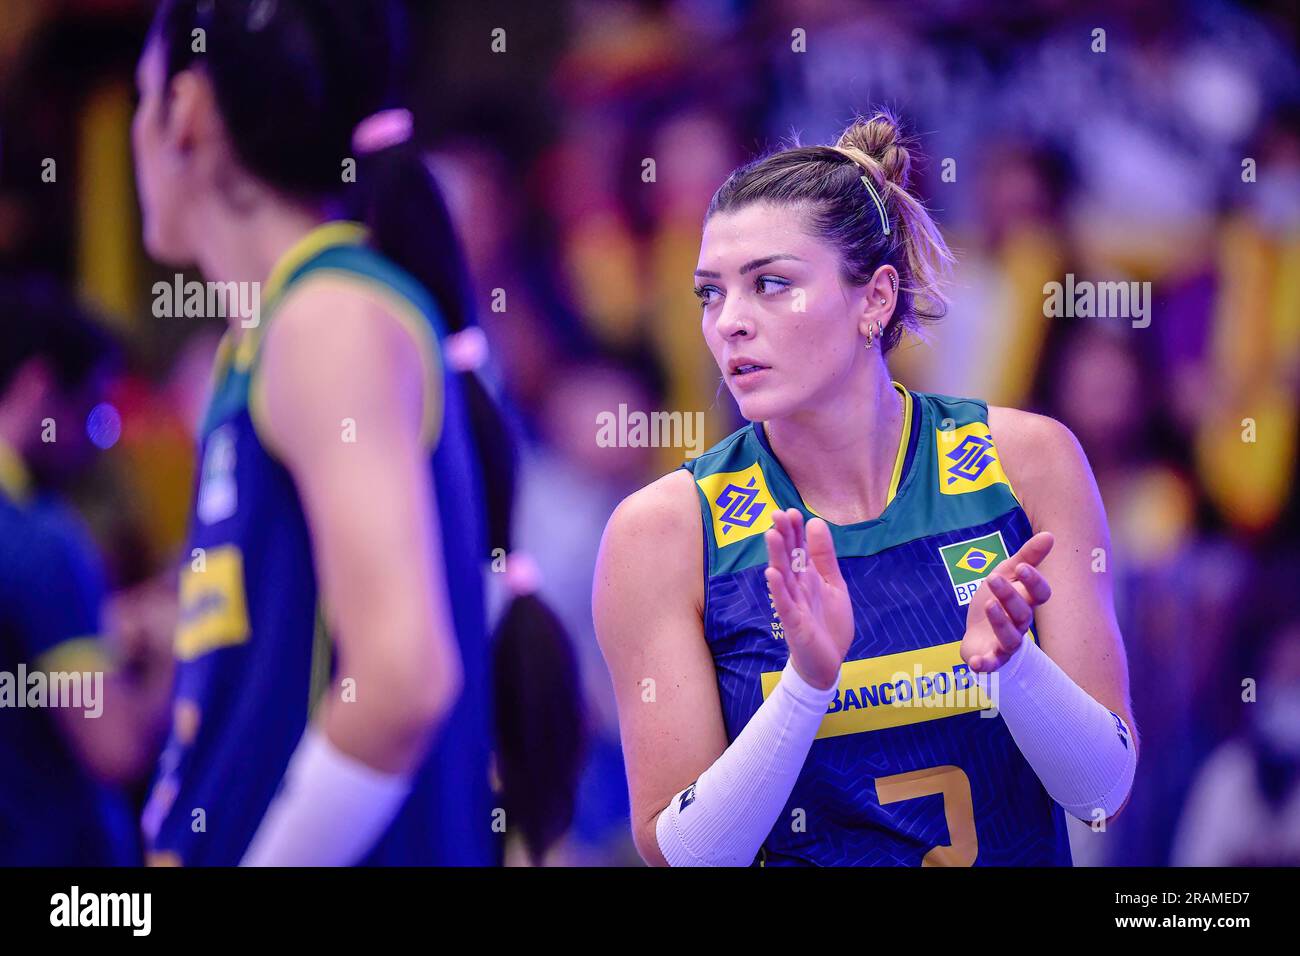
[27,367,110,488]
[696,202,871,422]
[131,38,193,264]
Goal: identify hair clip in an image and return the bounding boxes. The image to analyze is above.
[504,552,542,597]
[444,326,489,373]
[859,175,891,236]
[352,108,414,156]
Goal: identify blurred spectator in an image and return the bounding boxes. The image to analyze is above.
[0,280,172,865]
[897,138,1077,407]
[513,344,669,864]
[1172,619,1300,865]
[1192,103,1300,536]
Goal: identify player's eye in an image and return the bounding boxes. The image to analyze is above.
[694,284,721,307]
[755,275,791,296]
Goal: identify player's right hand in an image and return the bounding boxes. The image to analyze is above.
[961,531,1054,673]
[764,508,854,691]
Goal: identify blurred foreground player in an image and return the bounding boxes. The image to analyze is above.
[595,112,1139,866]
[134,0,581,865]
[0,282,172,865]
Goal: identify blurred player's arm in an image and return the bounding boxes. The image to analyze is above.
[240,276,462,865]
[41,640,171,784]
[989,406,1139,824]
[22,526,173,785]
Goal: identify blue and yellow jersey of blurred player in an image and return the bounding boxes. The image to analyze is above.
[0,443,137,865]
[141,222,497,865]
[686,388,1069,864]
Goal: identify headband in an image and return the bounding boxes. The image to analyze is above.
[444,327,490,373]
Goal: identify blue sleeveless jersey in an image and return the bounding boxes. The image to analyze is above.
[0,470,137,865]
[684,384,1072,866]
[143,222,498,866]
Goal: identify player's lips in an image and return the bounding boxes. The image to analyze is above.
[728,357,770,376]
[728,357,771,389]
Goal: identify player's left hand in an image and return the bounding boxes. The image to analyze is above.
[960,531,1054,673]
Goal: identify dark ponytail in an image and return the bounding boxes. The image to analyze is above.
[353,143,587,864]
[354,138,588,864]
[154,0,585,863]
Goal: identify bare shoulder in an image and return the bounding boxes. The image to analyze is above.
[606,468,700,540]
[595,468,704,619]
[255,274,427,461]
[265,273,414,359]
[987,406,1086,482]
[987,406,1098,527]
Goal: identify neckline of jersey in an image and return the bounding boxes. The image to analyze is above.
[751,381,925,533]
[214,219,370,381]
[262,219,369,306]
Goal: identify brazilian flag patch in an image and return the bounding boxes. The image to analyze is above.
[938,531,1008,606]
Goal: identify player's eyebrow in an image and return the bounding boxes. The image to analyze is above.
[739,254,805,274]
[694,254,806,280]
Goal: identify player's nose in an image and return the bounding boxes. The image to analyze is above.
[714,298,755,339]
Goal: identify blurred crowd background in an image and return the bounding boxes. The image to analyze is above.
[2,0,1299,865]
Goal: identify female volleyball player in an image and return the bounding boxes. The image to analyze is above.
[132,0,580,865]
[594,111,1140,866]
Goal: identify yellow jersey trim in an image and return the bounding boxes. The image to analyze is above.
[34,636,111,674]
[246,269,445,458]
[232,220,370,373]
[307,600,333,720]
[766,380,913,518]
[885,381,913,506]
[208,331,237,395]
[264,221,369,304]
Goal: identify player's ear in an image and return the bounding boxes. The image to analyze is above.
[162,67,222,157]
[857,264,898,339]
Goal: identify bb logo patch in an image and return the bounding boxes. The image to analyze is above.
[938,531,1009,606]
[696,462,777,547]
[176,544,251,660]
[196,425,238,525]
[936,422,1012,495]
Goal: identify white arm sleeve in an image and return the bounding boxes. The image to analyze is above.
[979,635,1137,822]
[240,725,413,866]
[655,657,837,866]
